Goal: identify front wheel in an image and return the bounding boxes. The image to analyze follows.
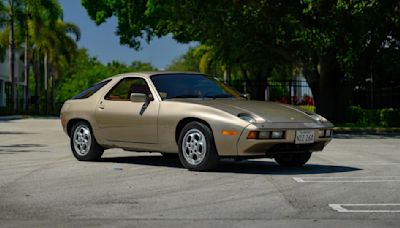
[178,122,219,171]
[274,152,311,167]
[70,121,104,161]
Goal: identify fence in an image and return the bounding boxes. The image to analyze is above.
[229,79,316,112]
[229,79,400,111]
[352,86,400,109]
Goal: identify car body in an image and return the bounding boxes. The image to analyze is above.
[61,72,333,170]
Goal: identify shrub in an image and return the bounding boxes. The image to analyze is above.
[344,106,400,127]
[380,108,400,127]
[345,106,364,123]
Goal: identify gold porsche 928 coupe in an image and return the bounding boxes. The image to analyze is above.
[61,72,333,171]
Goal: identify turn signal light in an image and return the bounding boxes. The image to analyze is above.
[222,130,239,136]
[247,131,258,139]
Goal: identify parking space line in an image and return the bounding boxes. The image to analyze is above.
[327,161,400,165]
[337,163,400,166]
[293,176,400,183]
[329,204,400,213]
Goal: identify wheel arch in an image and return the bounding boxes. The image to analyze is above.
[66,118,92,137]
[175,117,213,144]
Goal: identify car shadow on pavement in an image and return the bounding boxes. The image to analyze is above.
[99,155,361,175]
[214,160,361,175]
[0,131,36,135]
[100,155,183,169]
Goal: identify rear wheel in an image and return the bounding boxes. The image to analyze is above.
[274,152,311,167]
[70,121,104,161]
[178,121,219,171]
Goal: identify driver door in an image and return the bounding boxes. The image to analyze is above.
[95,77,159,150]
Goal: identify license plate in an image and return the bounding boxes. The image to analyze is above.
[295,130,315,144]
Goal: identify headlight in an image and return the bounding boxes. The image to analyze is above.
[310,114,328,123]
[238,113,256,124]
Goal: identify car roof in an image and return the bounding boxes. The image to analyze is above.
[107,71,204,80]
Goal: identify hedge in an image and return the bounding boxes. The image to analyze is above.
[345,106,400,127]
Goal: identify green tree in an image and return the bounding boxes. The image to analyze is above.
[81,0,400,122]
[56,48,158,104]
[130,60,157,71]
[21,0,63,112]
[27,0,64,113]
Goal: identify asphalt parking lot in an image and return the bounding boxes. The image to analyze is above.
[0,118,399,227]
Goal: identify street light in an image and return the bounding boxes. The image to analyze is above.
[365,74,373,109]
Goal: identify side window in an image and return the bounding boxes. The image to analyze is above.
[72,79,111,99]
[105,78,151,101]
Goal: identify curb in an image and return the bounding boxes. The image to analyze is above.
[0,115,27,121]
[0,115,59,121]
[334,127,400,134]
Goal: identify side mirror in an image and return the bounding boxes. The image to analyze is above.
[130,93,147,103]
[242,93,251,100]
[159,92,168,100]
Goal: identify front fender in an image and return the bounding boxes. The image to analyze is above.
[157,101,249,156]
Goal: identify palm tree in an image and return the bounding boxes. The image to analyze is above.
[48,21,80,113]
[30,18,80,114]
[25,0,62,113]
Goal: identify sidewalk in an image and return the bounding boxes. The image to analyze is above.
[0,115,59,121]
[0,115,27,121]
[334,126,400,134]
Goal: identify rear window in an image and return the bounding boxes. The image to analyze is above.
[72,80,111,99]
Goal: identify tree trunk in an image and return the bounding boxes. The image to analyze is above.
[51,71,57,114]
[24,33,30,113]
[240,67,251,94]
[223,65,231,84]
[251,68,269,101]
[309,51,348,123]
[9,11,16,113]
[44,52,48,114]
[240,67,269,100]
[34,51,41,114]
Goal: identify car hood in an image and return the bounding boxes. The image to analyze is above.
[172,99,319,123]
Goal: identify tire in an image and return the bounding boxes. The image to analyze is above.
[178,121,219,171]
[161,153,179,159]
[70,121,104,161]
[274,152,311,167]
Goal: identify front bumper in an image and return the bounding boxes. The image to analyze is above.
[236,123,333,156]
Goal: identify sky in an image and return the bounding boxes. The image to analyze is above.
[58,0,197,69]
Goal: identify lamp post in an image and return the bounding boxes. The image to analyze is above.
[366,73,373,109]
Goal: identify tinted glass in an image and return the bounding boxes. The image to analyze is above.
[150,74,241,99]
[72,80,111,99]
[105,77,151,101]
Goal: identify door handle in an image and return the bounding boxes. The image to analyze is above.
[98,101,105,110]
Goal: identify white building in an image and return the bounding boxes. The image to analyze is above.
[0,49,25,107]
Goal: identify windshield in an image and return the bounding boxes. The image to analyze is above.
[150,74,242,99]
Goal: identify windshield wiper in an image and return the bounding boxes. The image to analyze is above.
[203,94,233,99]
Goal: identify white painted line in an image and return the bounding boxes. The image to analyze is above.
[329,204,400,213]
[293,176,400,183]
[329,161,400,165]
[292,177,305,183]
